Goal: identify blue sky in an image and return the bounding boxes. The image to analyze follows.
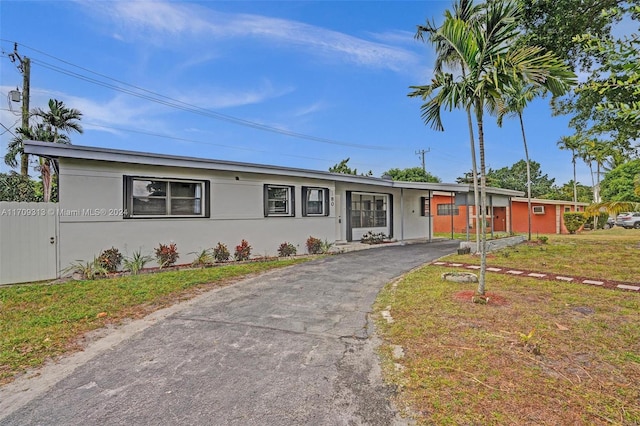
[1,0,588,186]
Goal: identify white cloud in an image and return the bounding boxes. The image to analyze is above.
[80,0,421,72]
[292,101,326,118]
[171,80,295,110]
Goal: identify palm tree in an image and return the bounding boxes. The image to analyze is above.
[497,82,542,240]
[557,135,582,209]
[32,99,83,202]
[4,126,33,171]
[581,139,613,204]
[32,99,83,144]
[415,0,484,251]
[410,0,576,296]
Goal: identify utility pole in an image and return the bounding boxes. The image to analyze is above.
[415,148,430,173]
[9,43,31,177]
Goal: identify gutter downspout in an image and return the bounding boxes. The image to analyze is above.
[450,191,454,240]
[400,188,405,245]
[428,191,432,243]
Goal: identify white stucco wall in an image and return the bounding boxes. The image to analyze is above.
[56,159,435,270]
[333,183,433,243]
[57,159,336,268]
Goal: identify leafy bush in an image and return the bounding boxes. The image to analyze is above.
[306,236,323,254]
[213,242,230,262]
[361,231,387,244]
[155,243,179,267]
[98,247,123,273]
[584,212,609,229]
[234,239,252,261]
[564,212,586,234]
[321,239,334,254]
[190,249,212,268]
[537,236,548,244]
[122,250,153,275]
[63,257,108,280]
[277,242,297,257]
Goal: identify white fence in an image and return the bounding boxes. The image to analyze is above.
[0,202,59,285]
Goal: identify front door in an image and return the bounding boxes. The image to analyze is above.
[347,192,392,241]
[493,207,507,232]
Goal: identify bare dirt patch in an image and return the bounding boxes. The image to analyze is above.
[453,290,509,306]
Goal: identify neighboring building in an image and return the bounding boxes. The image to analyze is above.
[430,194,588,235]
[510,197,588,235]
[23,141,522,272]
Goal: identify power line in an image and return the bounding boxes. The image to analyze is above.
[81,121,346,164]
[1,40,395,151]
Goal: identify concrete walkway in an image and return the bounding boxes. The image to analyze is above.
[0,240,459,426]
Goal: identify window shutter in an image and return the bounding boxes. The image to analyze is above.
[301,186,308,217]
[204,180,211,218]
[324,189,330,216]
[388,193,393,238]
[289,185,295,217]
[263,184,270,217]
[123,176,132,219]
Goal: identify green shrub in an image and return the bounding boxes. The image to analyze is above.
[63,257,108,280]
[122,250,153,275]
[98,247,123,273]
[584,212,609,229]
[320,239,334,254]
[213,242,230,262]
[564,212,586,234]
[306,236,323,254]
[277,242,297,257]
[234,239,252,261]
[190,249,213,268]
[155,243,179,267]
[537,236,548,244]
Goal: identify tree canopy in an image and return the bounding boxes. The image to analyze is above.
[517,0,623,71]
[0,172,42,202]
[382,167,441,183]
[328,158,372,176]
[548,4,640,151]
[457,160,557,198]
[600,159,640,202]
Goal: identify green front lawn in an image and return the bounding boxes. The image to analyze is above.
[375,230,640,425]
[0,258,308,385]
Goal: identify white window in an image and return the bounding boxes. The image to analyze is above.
[124,177,207,218]
[532,205,545,214]
[437,203,459,216]
[264,185,295,217]
[351,193,387,227]
[302,186,329,216]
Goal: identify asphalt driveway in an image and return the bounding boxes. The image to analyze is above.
[0,241,459,426]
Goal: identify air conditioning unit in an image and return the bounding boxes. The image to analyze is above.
[532,205,545,214]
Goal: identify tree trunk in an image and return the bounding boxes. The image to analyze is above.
[518,112,532,241]
[572,152,578,209]
[461,65,480,252]
[466,105,481,252]
[476,104,487,296]
[41,159,52,203]
[20,152,29,177]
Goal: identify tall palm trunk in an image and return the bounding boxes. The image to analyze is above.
[467,105,481,252]
[41,159,52,202]
[461,65,481,252]
[572,151,578,209]
[518,112,532,241]
[476,102,488,296]
[20,154,29,177]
